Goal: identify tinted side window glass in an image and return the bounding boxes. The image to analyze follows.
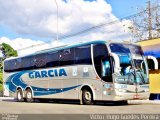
[22,56,34,70]
[94,44,108,63]
[4,57,34,72]
[4,61,9,72]
[4,60,15,72]
[75,45,92,65]
[5,59,18,72]
[46,51,59,68]
[15,58,22,71]
[34,53,46,69]
[59,48,74,66]
[93,44,109,79]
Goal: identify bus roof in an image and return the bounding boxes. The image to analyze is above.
[36,40,107,54]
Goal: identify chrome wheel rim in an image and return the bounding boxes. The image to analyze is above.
[85,92,91,101]
[17,91,22,100]
[26,92,32,99]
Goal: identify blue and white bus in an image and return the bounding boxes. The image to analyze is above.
[3,40,152,105]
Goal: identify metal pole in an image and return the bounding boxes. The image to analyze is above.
[148,0,152,40]
[54,0,59,41]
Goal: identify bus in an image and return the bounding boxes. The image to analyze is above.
[138,38,160,100]
[3,40,155,105]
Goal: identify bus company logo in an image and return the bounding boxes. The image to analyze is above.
[28,68,67,79]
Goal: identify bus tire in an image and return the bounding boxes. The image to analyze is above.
[16,89,24,102]
[25,89,34,102]
[82,89,94,105]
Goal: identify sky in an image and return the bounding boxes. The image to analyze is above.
[0,0,152,55]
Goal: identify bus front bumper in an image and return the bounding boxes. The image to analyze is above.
[113,92,150,101]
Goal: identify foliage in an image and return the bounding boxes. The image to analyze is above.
[0,43,18,93]
[0,43,18,70]
[128,1,160,41]
[1,43,18,57]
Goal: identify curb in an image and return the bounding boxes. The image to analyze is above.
[128,100,160,104]
[1,97,160,104]
[0,97,14,100]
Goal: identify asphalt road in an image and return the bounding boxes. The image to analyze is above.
[0,98,160,114]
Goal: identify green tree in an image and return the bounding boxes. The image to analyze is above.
[0,43,18,94]
[1,43,18,57]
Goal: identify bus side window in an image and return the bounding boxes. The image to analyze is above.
[15,58,22,71]
[75,45,92,65]
[46,51,59,68]
[4,58,22,72]
[4,60,14,72]
[34,53,46,69]
[59,48,74,66]
[22,56,35,70]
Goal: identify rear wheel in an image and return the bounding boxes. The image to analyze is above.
[25,89,34,102]
[16,89,24,102]
[82,89,94,105]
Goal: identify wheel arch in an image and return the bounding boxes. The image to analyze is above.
[79,85,95,100]
[24,86,34,97]
[16,86,24,97]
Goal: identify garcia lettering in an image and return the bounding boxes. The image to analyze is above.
[29,69,67,79]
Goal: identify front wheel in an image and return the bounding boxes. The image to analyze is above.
[16,89,24,102]
[82,89,94,105]
[25,89,34,102]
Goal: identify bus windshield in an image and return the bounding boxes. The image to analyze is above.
[110,43,148,84]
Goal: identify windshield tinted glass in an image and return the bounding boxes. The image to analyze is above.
[110,43,148,84]
[110,43,143,55]
[119,54,132,76]
[134,59,148,84]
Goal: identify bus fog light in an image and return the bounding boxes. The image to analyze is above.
[144,89,149,92]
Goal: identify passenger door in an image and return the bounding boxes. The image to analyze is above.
[93,44,114,100]
[101,57,114,100]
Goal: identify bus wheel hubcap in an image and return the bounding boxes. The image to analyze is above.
[27,92,32,99]
[18,92,22,100]
[85,92,91,100]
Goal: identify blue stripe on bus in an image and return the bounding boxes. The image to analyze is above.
[32,84,81,96]
[5,71,82,96]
